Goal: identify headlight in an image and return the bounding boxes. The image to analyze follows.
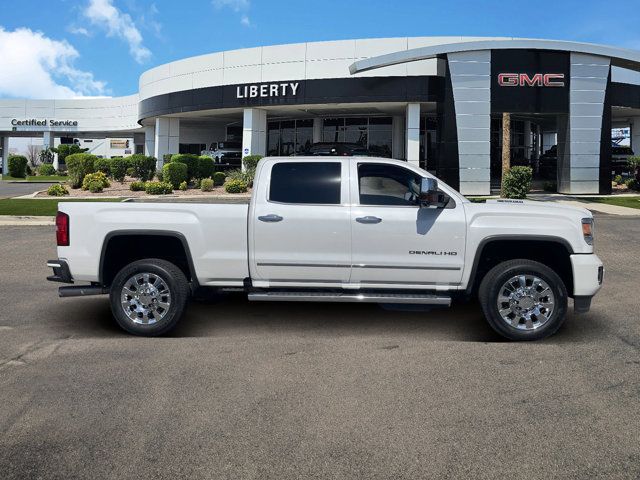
[582,217,594,245]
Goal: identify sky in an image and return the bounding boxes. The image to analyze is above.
[0,0,639,99]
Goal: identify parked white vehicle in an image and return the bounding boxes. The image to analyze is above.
[48,157,604,340]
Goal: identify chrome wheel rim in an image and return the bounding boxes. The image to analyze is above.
[496,274,555,331]
[120,273,171,325]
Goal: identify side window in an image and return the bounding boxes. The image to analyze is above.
[358,163,422,206]
[269,162,341,204]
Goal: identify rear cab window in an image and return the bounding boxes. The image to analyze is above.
[269,162,342,204]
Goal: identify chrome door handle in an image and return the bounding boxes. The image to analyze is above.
[356,216,382,224]
[258,214,283,223]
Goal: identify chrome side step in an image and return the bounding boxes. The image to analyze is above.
[248,291,451,306]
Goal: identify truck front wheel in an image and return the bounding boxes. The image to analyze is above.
[478,259,568,341]
[109,258,189,336]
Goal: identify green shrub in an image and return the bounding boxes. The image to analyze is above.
[7,155,28,178]
[179,181,188,191]
[201,178,214,192]
[156,170,163,182]
[145,181,173,195]
[224,179,248,193]
[170,154,199,180]
[47,184,68,196]
[627,156,640,175]
[130,180,146,191]
[543,181,557,192]
[213,171,226,186]
[162,162,188,189]
[94,158,111,176]
[242,155,262,171]
[86,179,105,193]
[226,169,252,184]
[38,164,56,176]
[501,166,533,199]
[54,144,88,167]
[128,154,157,181]
[198,156,214,179]
[613,174,623,185]
[26,165,33,176]
[624,178,639,190]
[110,157,128,182]
[162,153,174,164]
[82,171,110,191]
[66,153,96,188]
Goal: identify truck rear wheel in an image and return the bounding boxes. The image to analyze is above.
[478,259,568,341]
[109,258,189,336]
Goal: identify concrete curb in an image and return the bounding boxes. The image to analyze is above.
[0,216,55,226]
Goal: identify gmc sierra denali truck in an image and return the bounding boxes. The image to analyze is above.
[47,157,604,340]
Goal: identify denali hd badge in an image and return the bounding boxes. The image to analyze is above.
[409,251,458,256]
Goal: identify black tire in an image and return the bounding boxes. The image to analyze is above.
[478,259,568,341]
[109,258,190,336]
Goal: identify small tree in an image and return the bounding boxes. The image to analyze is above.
[54,144,89,167]
[627,156,640,182]
[26,144,42,167]
[39,147,55,165]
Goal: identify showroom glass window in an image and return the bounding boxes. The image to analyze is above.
[267,119,313,156]
[269,162,341,204]
[358,163,422,206]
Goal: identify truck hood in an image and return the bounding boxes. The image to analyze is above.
[463,198,593,254]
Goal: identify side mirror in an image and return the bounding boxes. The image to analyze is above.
[419,178,447,208]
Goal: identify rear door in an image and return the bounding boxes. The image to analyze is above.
[250,159,351,285]
[349,161,466,288]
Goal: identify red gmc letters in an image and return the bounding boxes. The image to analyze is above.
[498,73,565,87]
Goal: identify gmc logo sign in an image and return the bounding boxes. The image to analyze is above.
[498,73,565,87]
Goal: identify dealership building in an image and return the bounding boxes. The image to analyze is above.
[2,36,640,195]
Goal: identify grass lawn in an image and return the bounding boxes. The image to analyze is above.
[0,198,121,216]
[586,196,640,210]
[1,175,68,182]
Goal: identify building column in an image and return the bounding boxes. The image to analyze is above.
[558,53,610,194]
[523,121,532,160]
[312,118,323,144]
[144,126,155,157]
[630,117,640,156]
[242,108,267,164]
[405,103,420,167]
[1,137,9,176]
[154,118,180,168]
[392,115,405,160]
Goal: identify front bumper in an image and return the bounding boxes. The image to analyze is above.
[47,259,73,283]
[570,254,604,313]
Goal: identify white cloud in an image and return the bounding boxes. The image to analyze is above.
[0,27,108,99]
[83,0,151,63]
[68,25,90,36]
[213,0,252,27]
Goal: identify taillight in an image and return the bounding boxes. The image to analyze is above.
[56,212,69,246]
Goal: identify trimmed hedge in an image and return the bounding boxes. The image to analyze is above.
[110,157,128,182]
[47,184,68,196]
[145,181,173,195]
[170,154,199,180]
[198,156,214,179]
[7,155,28,178]
[213,171,226,186]
[66,153,97,188]
[130,180,146,191]
[129,154,157,181]
[201,178,214,192]
[179,181,188,191]
[162,162,188,189]
[38,163,56,176]
[82,172,110,191]
[225,179,248,193]
[242,155,262,171]
[501,166,533,199]
[94,158,111,176]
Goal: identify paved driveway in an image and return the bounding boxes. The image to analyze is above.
[0,181,53,199]
[0,216,638,479]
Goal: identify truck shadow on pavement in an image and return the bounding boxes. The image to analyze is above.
[52,293,606,344]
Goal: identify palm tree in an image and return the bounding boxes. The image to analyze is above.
[501,112,511,197]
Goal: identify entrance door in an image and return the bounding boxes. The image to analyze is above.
[251,160,351,285]
[349,161,466,288]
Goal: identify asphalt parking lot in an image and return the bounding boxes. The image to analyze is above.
[1,215,639,479]
[0,180,55,199]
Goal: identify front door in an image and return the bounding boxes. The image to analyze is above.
[251,160,351,285]
[349,161,466,288]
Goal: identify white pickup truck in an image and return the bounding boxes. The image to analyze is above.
[47,157,604,340]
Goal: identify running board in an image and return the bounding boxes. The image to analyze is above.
[247,291,451,305]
